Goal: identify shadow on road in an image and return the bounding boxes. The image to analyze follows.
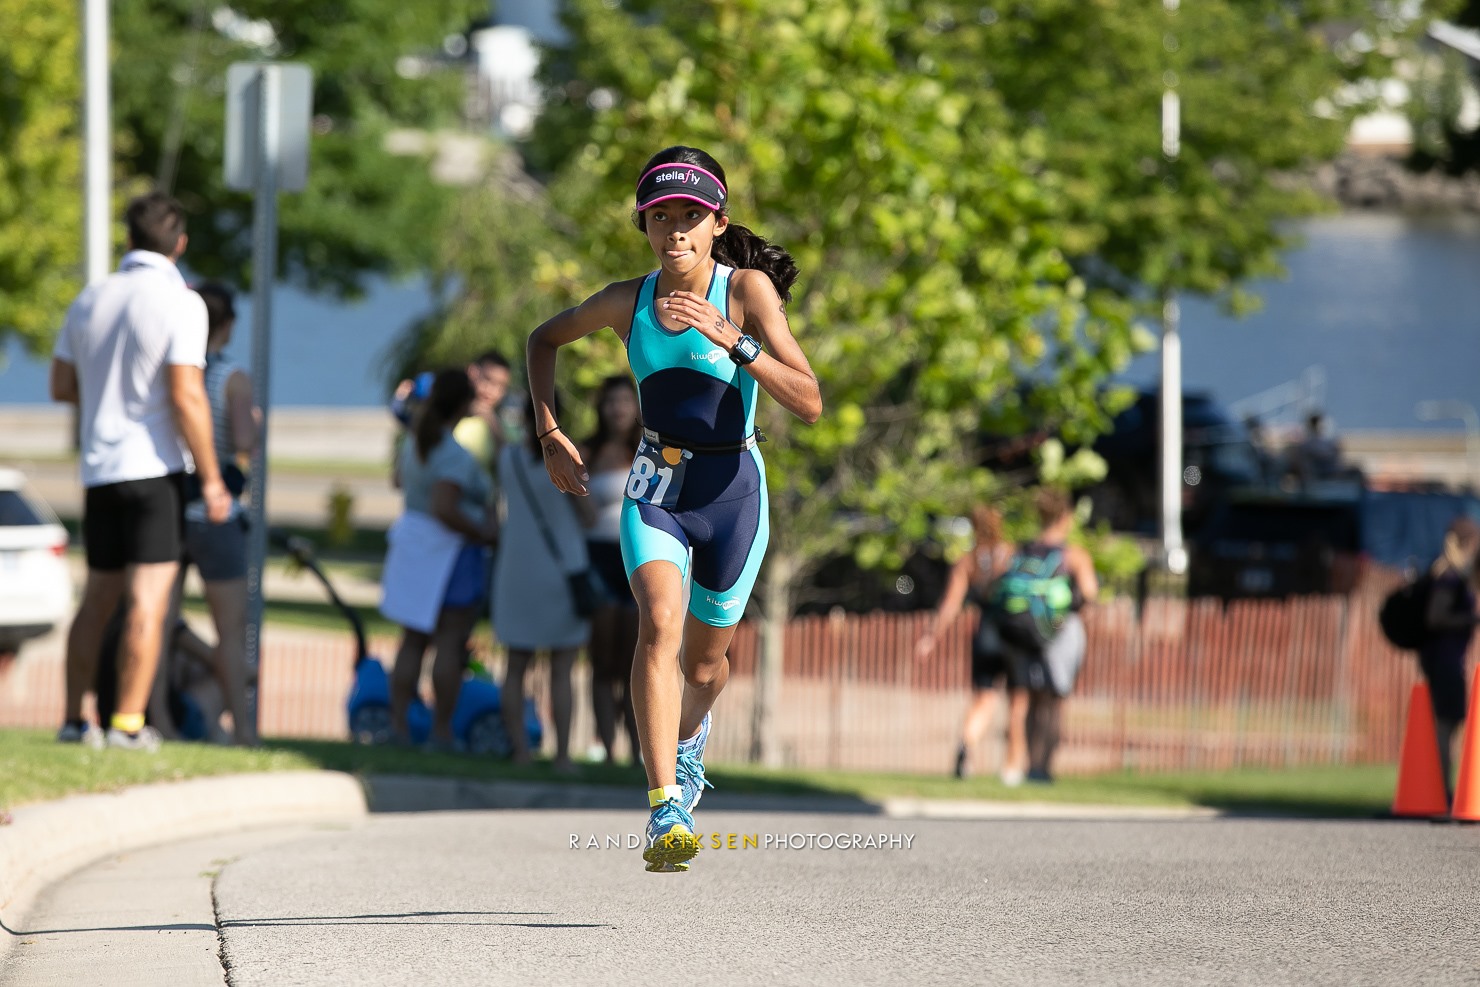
[358,774,883,815]
[1,918,215,936]
[220,911,610,930]
[267,738,885,816]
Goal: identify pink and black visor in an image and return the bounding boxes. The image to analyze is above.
[634,162,727,213]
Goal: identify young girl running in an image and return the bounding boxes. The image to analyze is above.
[528,146,822,871]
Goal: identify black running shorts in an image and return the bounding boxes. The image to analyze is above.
[83,473,186,571]
[970,618,1037,691]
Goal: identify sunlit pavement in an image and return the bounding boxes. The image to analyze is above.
[9,808,1476,986]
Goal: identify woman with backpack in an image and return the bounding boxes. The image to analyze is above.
[1418,516,1480,805]
[1014,488,1098,783]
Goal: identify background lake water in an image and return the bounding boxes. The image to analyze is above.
[2,212,1477,431]
[1120,212,1480,432]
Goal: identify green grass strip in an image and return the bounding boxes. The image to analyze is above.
[0,729,1397,819]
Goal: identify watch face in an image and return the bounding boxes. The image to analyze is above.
[735,335,762,362]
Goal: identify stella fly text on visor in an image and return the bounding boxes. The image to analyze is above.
[635,163,728,213]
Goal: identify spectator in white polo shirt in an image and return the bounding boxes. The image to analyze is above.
[49,192,231,752]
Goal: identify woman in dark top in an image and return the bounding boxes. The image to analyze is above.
[578,376,644,766]
[916,505,1024,782]
[1419,516,1480,804]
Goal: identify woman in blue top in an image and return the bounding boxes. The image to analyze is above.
[528,146,822,872]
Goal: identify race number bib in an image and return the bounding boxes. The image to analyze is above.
[625,438,691,509]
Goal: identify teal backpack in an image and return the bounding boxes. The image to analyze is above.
[988,548,1075,650]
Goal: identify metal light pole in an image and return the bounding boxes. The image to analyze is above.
[242,68,281,739]
[1416,400,1480,492]
[83,0,110,284]
[1159,0,1187,575]
[226,62,312,739]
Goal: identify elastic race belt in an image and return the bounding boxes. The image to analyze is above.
[642,426,761,455]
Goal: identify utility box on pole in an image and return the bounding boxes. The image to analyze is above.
[225,62,312,739]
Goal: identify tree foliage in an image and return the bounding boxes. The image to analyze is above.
[1409,0,1480,173]
[949,0,1445,311]
[109,0,482,294]
[427,0,1447,608]
[384,154,593,388]
[1,0,481,355]
[507,0,1144,593]
[0,0,81,354]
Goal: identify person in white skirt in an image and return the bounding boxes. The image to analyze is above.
[381,369,498,750]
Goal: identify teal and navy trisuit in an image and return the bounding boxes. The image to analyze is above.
[620,264,768,627]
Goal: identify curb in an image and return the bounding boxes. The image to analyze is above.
[361,774,1220,821]
[877,797,1221,821]
[0,770,366,964]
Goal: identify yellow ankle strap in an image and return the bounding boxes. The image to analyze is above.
[648,785,682,807]
[111,712,145,734]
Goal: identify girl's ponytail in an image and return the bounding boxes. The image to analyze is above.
[713,223,798,304]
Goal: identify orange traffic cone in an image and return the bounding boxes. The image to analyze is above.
[1448,676,1480,822]
[1391,682,1449,818]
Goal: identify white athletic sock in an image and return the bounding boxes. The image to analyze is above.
[679,713,708,750]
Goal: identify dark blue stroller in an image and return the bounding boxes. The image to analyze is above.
[279,534,542,756]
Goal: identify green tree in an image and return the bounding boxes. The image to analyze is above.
[0,0,81,355]
[383,154,594,385]
[2,1,483,355]
[110,0,482,297]
[512,0,1146,762]
[429,0,1438,760]
[930,0,1448,311]
[1409,1,1480,174]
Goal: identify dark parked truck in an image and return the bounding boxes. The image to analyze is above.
[1086,390,1266,537]
[979,389,1267,538]
[1188,487,1480,600]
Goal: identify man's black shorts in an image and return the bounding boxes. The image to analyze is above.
[83,473,186,571]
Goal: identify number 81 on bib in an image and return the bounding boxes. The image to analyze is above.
[625,439,691,508]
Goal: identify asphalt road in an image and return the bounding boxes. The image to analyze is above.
[16,808,1469,987]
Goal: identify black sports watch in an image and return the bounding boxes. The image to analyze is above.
[729,333,762,366]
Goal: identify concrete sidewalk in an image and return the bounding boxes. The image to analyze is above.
[0,826,324,987]
[57,553,384,608]
[16,456,402,530]
[0,772,367,974]
[1,405,403,529]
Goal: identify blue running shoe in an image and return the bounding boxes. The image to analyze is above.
[676,711,715,813]
[643,798,700,873]
[56,720,104,751]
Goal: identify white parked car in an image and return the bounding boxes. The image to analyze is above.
[0,468,73,657]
